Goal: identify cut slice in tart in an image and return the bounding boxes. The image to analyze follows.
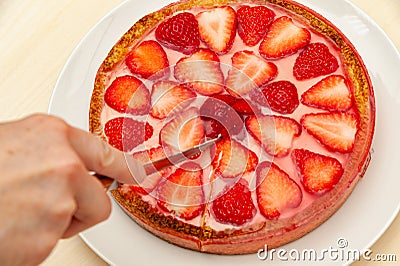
[89,0,375,255]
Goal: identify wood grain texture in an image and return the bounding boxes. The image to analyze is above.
[0,0,398,265]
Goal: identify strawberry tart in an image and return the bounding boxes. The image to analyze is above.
[89,0,375,254]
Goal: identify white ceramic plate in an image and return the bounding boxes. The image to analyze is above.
[49,0,400,265]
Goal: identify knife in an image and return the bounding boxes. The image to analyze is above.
[127,134,222,182]
[96,134,222,187]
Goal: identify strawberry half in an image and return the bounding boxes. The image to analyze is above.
[231,98,261,115]
[104,117,153,152]
[174,48,224,95]
[150,81,196,119]
[293,42,339,80]
[200,95,244,136]
[203,118,229,139]
[225,50,278,97]
[155,12,200,55]
[250,80,299,114]
[301,75,353,111]
[237,5,275,46]
[212,138,258,178]
[104,75,150,115]
[131,146,174,192]
[156,162,205,220]
[159,107,205,153]
[196,6,237,54]
[246,115,301,157]
[117,184,148,198]
[211,179,256,226]
[259,16,311,59]
[292,149,344,194]
[256,162,302,220]
[125,40,170,79]
[301,112,358,153]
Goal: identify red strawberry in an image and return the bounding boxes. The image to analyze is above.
[292,149,344,194]
[104,75,150,115]
[104,117,153,152]
[301,112,358,153]
[237,5,275,46]
[246,115,301,157]
[251,80,299,114]
[121,184,149,196]
[155,12,200,55]
[117,184,149,198]
[132,146,174,191]
[159,107,205,153]
[231,98,261,115]
[293,42,339,80]
[203,119,229,139]
[256,162,302,220]
[200,95,244,136]
[125,40,170,79]
[211,179,256,226]
[196,6,237,54]
[133,146,170,165]
[210,93,237,105]
[301,75,353,111]
[225,50,278,97]
[156,162,204,220]
[150,81,196,119]
[174,49,224,95]
[259,16,311,59]
[212,138,258,178]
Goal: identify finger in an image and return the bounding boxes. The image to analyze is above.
[67,126,135,184]
[62,171,111,238]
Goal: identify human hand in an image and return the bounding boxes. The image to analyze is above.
[0,114,134,266]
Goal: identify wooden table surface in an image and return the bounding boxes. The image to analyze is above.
[1,0,399,265]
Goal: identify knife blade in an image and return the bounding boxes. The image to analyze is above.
[126,134,222,183]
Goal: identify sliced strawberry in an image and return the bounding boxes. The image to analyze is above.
[117,184,149,198]
[104,117,153,152]
[237,5,275,46]
[155,12,200,55]
[210,93,237,106]
[212,138,258,178]
[117,184,149,196]
[211,179,256,226]
[150,81,196,119]
[132,146,174,191]
[293,42,339,80]
[259,16,311,59]
[156,162,204,220]
[301,112,358,153]
[301,75,353,111]
[104,75,150,115]
[246,115,301,157]
[292,149,343,194]
[196,6,237,54]
[133,146,170,165]
[174,48,224,95]
[250,80,299,114]
[159,107,205,153]
[256,162,302,220]
[200,96,244,136]
[231,98,261,115]
[125,40,170,79]
[206,94,259,115]
[225,50,278,97]
[203,119,229,139]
